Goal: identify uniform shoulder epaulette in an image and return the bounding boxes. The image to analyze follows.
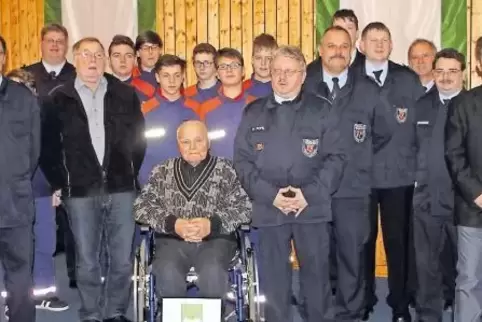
[141,96,159,114]
[184,84,198,97]
[198,96,223,120]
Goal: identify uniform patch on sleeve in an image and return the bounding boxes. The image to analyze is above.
[302,139,319,158]
[255,143,264,151]
[353,123,367,143]
[395,107,408,123]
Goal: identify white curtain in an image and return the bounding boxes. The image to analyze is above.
[61,0,138,63]
[340,0,441,64]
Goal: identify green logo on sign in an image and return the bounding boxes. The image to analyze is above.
[181,303,203,322]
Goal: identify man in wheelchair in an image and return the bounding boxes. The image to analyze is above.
[133,120,251,319]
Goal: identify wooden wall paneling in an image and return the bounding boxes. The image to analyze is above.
[265,0,277,38]
[207,0,219,49]
[469,0,482,88]
[19,0,30,66]
[164,0,175,54]
[231,0,242,52]
[301,0,314,62]
[219,0,231,48]
[242,0,253,77]
[252,0,265,37]
[276,0,289,46]
[9,0,20,70]
[175,0,186,59]
[196,0,208,44]
[289,0,301,47]
[156,0,166,54]
[27,0,41,64]
[185,0,197,85]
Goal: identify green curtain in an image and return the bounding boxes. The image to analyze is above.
[441,0,467,58]
[45,0,62,24]
[138,0,157,33]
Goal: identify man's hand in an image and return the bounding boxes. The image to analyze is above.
[274,187,298,214]
[52,190,62,207]
[290,187,308,217]
[175,219,199,241]
[188,218,211,241]
[474,194,482,208]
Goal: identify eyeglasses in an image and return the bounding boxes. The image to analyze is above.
[76,50,105,61]
[218,62,242,70]
[44,38,66,46]
[193,60,214,68]
[140,44,160,53]
[433,69,461,77]
[271,69,303,77]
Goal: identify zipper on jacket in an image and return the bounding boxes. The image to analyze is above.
[130,161,136,190]
[60,133,71,197]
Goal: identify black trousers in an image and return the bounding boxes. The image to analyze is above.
[364,185,415,316]
[413,211,456,322]
[258,223,332,322]
[440,230,456,302]
[0,225,35,322]
[56,205,76,281]
[332,197,370,321]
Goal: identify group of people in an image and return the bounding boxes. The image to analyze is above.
[1,6,482,322]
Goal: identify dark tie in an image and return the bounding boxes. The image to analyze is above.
[373,70,383,84]
[331,77,340,101]
[49,71,57,80]
[443,99,450,106]
[423,86,428,92]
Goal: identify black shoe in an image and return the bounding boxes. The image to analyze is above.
[444,299,454,311]
[361,307,373,321]
[103,316,132,322]
[69,279,77,289]
[34,296,69,311]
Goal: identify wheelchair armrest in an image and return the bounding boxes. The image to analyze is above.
[239,223,251,232]
[139,225,151,232]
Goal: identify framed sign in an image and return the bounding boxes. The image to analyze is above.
[161,298,222,322]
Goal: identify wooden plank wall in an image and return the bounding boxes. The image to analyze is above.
[156,0,317,86]
[0,0,44,72]
[468,0,482,88]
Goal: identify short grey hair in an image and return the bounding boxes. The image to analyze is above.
[272,45,306,70]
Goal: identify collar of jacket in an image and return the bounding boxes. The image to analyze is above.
[0,77,10,101]
[306,58,355,98]
[265,89,304,110]
[54,72,133,101]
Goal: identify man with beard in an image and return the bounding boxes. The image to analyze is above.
[304,26,391,321]
[243,33,278,98]
[184,43,221,103]
[408,39,437,92]
[413,48,464,322]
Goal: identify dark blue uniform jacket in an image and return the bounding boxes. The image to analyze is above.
[233,91,346,227]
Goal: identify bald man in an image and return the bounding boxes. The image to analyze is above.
[134,120,251,318]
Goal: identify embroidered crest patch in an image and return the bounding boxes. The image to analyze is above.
[396,107,408,123]
[302,139,319,158]
[353,123,367,143]
[255,143,264,151]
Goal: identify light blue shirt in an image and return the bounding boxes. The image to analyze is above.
[323,68,348,92]
[439,90,461,105]
[365,60,388,86]
[74,76,108,165]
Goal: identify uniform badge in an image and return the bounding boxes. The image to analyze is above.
[302,139,319,158]
[353,123,367,143]
[255,143,264,151]
[396,107,408,124]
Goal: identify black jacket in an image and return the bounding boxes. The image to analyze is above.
[357,61,425,188]
[304,60,392,198]
[445,86,482,227]
[40,73,146,198]
[233,91,346,227]
[414,89,460,219]
[0,78,41,227]
[24,61,76,197]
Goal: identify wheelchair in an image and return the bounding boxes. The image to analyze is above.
[132,224,265,322]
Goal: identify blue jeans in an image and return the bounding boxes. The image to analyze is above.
[64,191,135,321]
[33,197,56,293]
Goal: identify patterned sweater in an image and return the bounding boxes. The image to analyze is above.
[134,156,252,236]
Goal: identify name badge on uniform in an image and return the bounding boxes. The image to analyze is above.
[417,121,429,125]
[302,139,319,158]
[395,107,408,124]
[353,123,367,143]
[251,126,265,132]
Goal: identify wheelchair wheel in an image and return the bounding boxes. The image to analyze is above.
[133,237,147,322]
[246,246,265,322]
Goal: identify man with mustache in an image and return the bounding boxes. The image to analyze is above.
[40,37,146,322]
[184,43,221,103]
[413,48,464,322]
[408,39,437,93]
[197,48,256,159]
[359,22,425,322]
[243,33,278,98]
[108,35,136,83]
[132,30,163,103]
[304,26,391,322]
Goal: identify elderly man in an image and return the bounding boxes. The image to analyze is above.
[0,34,40,322]
[234,45,345,322]
[134,120,251,318]
[40,37,146,322]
